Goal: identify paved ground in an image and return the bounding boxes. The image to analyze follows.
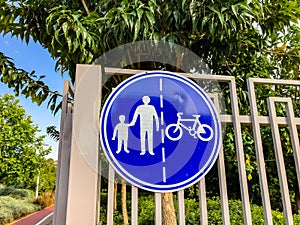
[11,205,54,225]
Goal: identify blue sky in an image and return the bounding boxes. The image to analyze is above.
[0,35,66,159]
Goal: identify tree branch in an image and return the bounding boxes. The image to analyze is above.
[81,0,90,15]
[264,50,300,58]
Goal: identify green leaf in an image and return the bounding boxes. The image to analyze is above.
[145,11,155,25]
[121,13,129,27]
[231,4,238,18]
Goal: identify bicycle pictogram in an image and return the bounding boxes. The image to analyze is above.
[166,112,213,141]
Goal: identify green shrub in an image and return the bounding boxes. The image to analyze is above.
[113,210,124,224]
[138,195,155,225]
[99,193,300,224]
[185,197,300,225]
[293,212,300,224]
[0,196,39,217]
[0,187,40,225]
[185,198,200,224]
[0,207,14,225]
[99,206,124,224]
[0,186,34,201]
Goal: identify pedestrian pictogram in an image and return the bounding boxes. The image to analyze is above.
[112,115,130,154]
[129,96,159,155]
[100,71,222,192]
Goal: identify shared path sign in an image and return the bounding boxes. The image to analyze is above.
[100,71,221,192]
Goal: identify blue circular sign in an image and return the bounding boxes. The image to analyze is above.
[100,71,221,192]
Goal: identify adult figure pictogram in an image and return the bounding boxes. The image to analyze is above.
[130,96,159,155]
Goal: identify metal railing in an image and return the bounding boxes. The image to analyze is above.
[53,66,300,224]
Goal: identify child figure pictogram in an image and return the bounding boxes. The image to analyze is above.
[112,115,130,154]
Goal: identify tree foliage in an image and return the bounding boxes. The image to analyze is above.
[46,126,60,142]
[0,53,62,113]
[0,94,51,190]
[38,158,56,193]
[1,0,299,89]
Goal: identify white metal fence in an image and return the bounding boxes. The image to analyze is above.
[52,66,300,225]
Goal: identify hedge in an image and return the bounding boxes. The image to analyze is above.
[0,186,40,225]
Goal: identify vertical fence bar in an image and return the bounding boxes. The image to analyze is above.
[217,145,230,225]
[199,179,208,225]
[53,105,72,225]
[229,79,252,225]
[177,190,185,225]
[210,93,230,225]
[131,186,138,225]
[107,164,115,225]
[267,98,293,224]
[53,81,72,225]
[96,157,102,224]
[285,98,300,194]
[155,193,162,225]
[247,78,273,225]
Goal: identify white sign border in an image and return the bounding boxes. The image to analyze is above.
[100,71,222,192]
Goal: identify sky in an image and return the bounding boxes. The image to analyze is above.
[0,35,66,159]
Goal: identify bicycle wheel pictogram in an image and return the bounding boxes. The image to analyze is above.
[197,124,213,141]
[165,124,183,141]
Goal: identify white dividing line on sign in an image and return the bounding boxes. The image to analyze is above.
[162,147,166,162]
[161,129,165,144]
[159,78,163,91]
[160,78,166,183]
[160,111,164,125]
[160,94,164,108]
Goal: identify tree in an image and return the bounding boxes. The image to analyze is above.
[1,0,300,222]
[1,0,299,99]
[0,94,51,190]
[38,158,57,193]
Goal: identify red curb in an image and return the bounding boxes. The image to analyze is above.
[11,205,54,225]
